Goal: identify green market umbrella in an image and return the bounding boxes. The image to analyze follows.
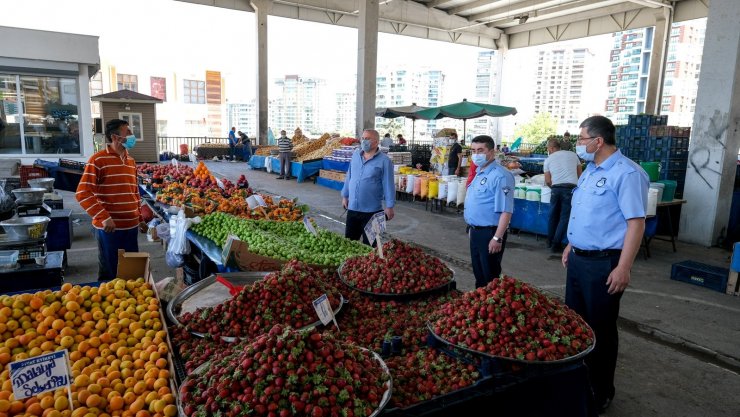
[414,99,518,141]
[376,103,440,145]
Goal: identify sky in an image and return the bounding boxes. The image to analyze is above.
[0,0,484,102]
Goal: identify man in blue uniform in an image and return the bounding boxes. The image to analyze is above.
[341,129,395,245]
[562,115,648,414]
[464,135,515,288]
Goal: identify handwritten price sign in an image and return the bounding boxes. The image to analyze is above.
[10,350,71,400]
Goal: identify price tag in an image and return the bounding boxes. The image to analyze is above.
[10,350,72,401]
[215,177,225,190]
[364,211,387,255]
[303,217,318,237]
[246,195,268,209]
[312,294,339,330]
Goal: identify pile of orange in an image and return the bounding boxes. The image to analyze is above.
[192,162,212,181]
[0,279,177,417]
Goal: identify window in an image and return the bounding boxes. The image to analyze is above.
[118,113,143,141]
[150,77,166,101]
[184,80,205,104]
[117,74,138,92]
[0,74,80,155]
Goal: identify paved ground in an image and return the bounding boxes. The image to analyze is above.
[59,160,740,416]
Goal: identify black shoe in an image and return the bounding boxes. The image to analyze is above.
[598,397,612,414]
[276,176,284,179]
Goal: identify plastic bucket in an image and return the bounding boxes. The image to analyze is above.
[541,186,552,204]
[180,144,189,155]
[456,178,467,206]
[640,162,660,182]
[447,180,458,204]
[438,181,448,200]
[657,180,677,202]
[428,179,439,199]
[647,188,658,216]
[526,185,541,202]
[515,184,526,199]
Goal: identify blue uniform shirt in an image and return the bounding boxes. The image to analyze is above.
[228,130,237,146]
[567,150,649,250]
[463,160,515,227]
[341,149,396,212]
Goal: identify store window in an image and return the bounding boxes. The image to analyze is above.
[118,113,143,141]
[117,74,138,92]
[0,74,80,155]
[184,80,205,104]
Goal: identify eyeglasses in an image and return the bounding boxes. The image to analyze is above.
[577,136,598,143]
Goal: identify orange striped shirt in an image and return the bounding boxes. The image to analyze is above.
[76,146,142,230]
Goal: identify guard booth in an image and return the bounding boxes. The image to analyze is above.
[91,90,162,162]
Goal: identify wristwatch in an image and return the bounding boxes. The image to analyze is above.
[492,236,503,243]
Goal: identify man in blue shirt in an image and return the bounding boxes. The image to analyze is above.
[463,135,515,288]
[341,129,395,245]
[562,115,648,414]
[228,127,238,161]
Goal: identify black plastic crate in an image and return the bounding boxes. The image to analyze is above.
[628,136,649,149]
[59,158,86,171]
[671,261,729,293]
[660,167,687,182]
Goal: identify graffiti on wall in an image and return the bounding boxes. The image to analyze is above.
[689,110,728,189]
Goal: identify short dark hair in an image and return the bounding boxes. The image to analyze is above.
[580,116,615,145]
[105,119,128,142]
[547,138,561,150]
[471,135,495,150]
[450,132,458,138]
[384,133,390,137]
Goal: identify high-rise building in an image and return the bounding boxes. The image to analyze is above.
[270,75,327,135]
[660,20,706,127]
[374,68,444,140]
[605,27,654,126]
[533,46,601,133]
[335,90,356,136]
[227,101,257,136]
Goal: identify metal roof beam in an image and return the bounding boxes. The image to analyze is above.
[504,0,642,34]
[424,0,457,8]
[468,0,583,22]
[447,0,516,17]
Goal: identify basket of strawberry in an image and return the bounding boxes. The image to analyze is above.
[430,276,595,366]
[339,239,455,298]
[179,325,393,417]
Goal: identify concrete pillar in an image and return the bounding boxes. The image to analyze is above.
[679,0,740,246]
[644,7,672,115]
[356,0,379,138]
[491,35,508,144]
[251,0,271,145]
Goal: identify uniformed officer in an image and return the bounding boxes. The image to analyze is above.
[464,135,515,288]
[562,115,648,414]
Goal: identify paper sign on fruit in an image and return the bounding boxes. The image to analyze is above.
[303,217,318,237]
[313,294,339,330]
[10,350,71,400]
[363,212,386,245]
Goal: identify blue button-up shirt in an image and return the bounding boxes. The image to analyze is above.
[463,161,515,227]
[567,150,649,250]
[228,130,237,146]
[341,149,395,212]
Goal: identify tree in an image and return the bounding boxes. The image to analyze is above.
[375,117,405,138]
[514,112,558,143]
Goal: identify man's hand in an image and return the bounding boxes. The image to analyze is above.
[139,222,148,234]
[606,265,631,294]
[455,167,460,176]
[561,244,571,268]
[487,238,502,254]
[102,218,116,233]
[342,197,348,210]
[384,207,395,221]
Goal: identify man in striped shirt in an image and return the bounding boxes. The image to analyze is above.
[77,119,147,280]
[276,129,293,180]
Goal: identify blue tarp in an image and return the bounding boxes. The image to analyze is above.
[322,159,350,172]
[249,155,267,169]
[510,199,550,236]
[269,159,322,183]
[316,176,344,191]
[32,159,83,192]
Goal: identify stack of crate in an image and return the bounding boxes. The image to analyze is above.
[615,115,690,198]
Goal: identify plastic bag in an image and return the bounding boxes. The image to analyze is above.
[447,180,458,204]
[166,209,201,258]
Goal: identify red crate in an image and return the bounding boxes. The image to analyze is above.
[20,166,48,187]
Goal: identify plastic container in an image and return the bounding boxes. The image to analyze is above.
[437,181,448,200]
[646,188,658,216]
[540,186,552,204]
[526,185,542,202]
[447,180,458,204]
[640,162,660,182]
[428,179,439,199]
[657,180,677,202]
[515,184,526,199]
[0,250,19,269]
[456,179,467,206]
[180,144,189,155]
[406,175,416,193]
[420,177,429,198]
[413,176,422,196]
[649,182,664,203]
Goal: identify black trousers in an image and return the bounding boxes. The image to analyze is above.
[345,209,382,246]
[548,186,574,247]
[566,250,623,405]
[469,227,507,288]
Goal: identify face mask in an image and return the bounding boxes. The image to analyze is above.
[122,134,137,149]
[471,153,488,167]
[361,139,372,153]
[575,138,597,161]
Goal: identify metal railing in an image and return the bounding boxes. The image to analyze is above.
[157,136,229,154]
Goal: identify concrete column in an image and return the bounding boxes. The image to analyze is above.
[644,7,672,115]
[491,35,508,144]
[356,0,379,138]
[679,0,740,246]
[251,0,271,145]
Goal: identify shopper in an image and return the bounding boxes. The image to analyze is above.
[381,133,393,148]
[562,115,648,414]
[396,134,406,145]
[463,135,514,288]
[277,130,293,180]
[544,137,582,252]
[341,129,395,245]
[76,119,147,281]
[228,126,238,161]
[238,130,252,161]
[448,132,462,176]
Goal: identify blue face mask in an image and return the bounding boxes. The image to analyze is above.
[361,139,372,153]
[471,153,488,167]
[122,134,137,149]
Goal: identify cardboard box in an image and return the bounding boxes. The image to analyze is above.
[319,169,346,183]
[221,236,284,271]
[117,250,151,280]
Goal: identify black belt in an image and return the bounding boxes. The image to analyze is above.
[572,247,622,258]
[551,183,577,189]
[467,224,497,230]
